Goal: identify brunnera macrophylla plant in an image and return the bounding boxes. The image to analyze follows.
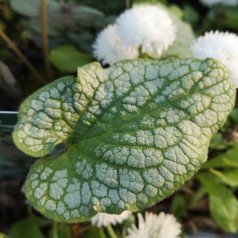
[12,3,238,223]
[13,57,236,222]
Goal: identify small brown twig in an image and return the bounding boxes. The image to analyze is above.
[0,30,46,84]
[41,0,53,81]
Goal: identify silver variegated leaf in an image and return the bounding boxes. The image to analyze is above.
[13,58,235,222]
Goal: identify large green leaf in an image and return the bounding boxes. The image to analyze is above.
[13,58,235,222]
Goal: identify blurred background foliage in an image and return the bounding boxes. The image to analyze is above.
[1,0,238,108]
[0,0,238,237]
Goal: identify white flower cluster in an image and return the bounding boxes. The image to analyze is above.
[93,5,176,65]
[126,212,181,238]
[94,5,238,88]
[91,210,132,227]
[199,0,237,7]
[92,25,139,65]
[191,31,238,88]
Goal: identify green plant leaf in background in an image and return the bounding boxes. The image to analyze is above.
[72,6,105,28]
[0,233,9,238]
[162,6,195,58]
[9,0,59,17]
[182,4,199,26]
[198,173,238,233]
[209,132,228,150]
[229,107,238,123]
[9,215,46,238]
[171,195,188,218]
[203,144,238,169]
[210,168,238,187]
[57,224,71,238]
[49,45,93,73]
[84,227,107,238]
[13,58,235,222]
[208,6,238,30]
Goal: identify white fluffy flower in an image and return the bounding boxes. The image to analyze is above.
[191,31,238,88]
[199,0,237,7]
[91,210,132,227]
[127,212,181,238]
[116,5,176,58]
[93,25,139,65]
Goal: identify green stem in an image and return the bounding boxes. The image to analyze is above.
[41,0,52,81]
[106,224,118,238]
[53,221,59,238]
[121,227,127,238]
[0,30,46,84]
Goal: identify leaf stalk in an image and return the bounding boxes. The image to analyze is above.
[107,224,118,238]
